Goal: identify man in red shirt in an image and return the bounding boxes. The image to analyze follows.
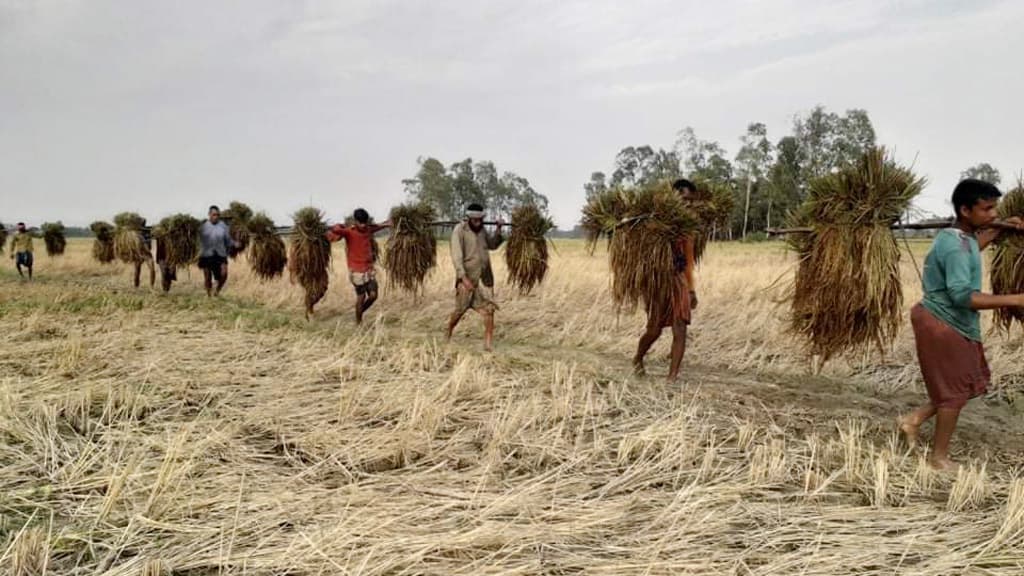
[326,208,391,324]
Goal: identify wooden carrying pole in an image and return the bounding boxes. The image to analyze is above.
[766,219,1021,236]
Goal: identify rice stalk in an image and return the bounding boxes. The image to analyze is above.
[583,183,699,313]
[0,222,7,254]
[688,179,735,262]
[787,147,924,362]
[992,181,1024,331]
[153,214,202,268]
[223,201,253,259]
[289,207,331,316]
[248,213,287,280]
[506,204,554,294]
[89,221,116,264]
[11,525,49,576]
[40,222,66,257]
[385,203,437,293]
[113,212,151,264]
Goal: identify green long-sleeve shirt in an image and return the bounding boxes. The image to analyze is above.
[9,231,34,254]
[920,228,981,341]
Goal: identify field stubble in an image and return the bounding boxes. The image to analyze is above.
[1,239,1023,575]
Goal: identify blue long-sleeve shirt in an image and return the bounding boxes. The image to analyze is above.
[921,228,982,341]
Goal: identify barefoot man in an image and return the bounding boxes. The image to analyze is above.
[447,203,504,351]
[633,179,699,382]
[899,179,1024,470]
[198,206,237,297]
[325,208,391,324]
[9,223,35,280]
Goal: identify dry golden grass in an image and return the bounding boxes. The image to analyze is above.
[1,238,1023,574]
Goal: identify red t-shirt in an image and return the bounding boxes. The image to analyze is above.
[326,224,380,273]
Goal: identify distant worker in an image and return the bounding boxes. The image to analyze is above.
[198,205,237,297]
[9,222,34,280]
[447,203,504,351]
[325,208,391,324]
[632,178,699,382]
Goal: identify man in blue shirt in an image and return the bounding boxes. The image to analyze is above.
[899,179,1024,471]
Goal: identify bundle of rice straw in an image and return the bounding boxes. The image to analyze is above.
[787,147,924,362]
[223,201,253,259]
[248,213,287,280]
[505,204,554,294]
[688,179,735,262]
[582,183,699,314]
[89,221,116,263]
[384,202,437,292]
[0,223,7,254]
[113,212,151,263]
[41,222,67,256]
[153,214,202,268]
[991,181,1024,331]
[289,207,332,316]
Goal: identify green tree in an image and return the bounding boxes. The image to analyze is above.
[792,106,875,187]
[610,146,681,188]
[765,136,802,230]
[734,123,774,238]
[675,127,733,184]
[402,157,456,219]
[960,163,1001,186]
[584,172,609,201]
[404,157,547,220]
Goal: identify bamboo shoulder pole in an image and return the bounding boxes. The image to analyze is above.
[766,219,1020,236]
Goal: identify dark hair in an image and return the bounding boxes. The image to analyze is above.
[672,178,696,193]
[952,179,1001,217]
[353,208,370,224]
[209,205,220,213]
[467,203,485,213]
[16,222,25,227]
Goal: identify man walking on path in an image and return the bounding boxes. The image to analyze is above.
[198,206,237,297]
[325,208,391,324]
[447,203,504,351]
[9,223,34,280]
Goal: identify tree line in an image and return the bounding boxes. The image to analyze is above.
[402,157,548,221]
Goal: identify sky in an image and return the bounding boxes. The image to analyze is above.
[2,0,1023,229]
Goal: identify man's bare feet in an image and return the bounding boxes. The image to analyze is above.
[632,358,646,377]
[666,373,680,383]
[897,415,920,448]
[929,457,960,472]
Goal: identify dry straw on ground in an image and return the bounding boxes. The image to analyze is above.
[247,213,287,280]
[289,207,331,316]
[992,181,1024,331]
[505,204,554,294]
[41,221,67,257]
[223,201,253,259]
[89,221,116,264]
[385,202,437,293]
[113,212,151,264]
[583,183,699,314]
[787,147,924,363]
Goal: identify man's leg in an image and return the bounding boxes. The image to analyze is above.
[203,267,213,297]
[355,292,367,324]
[215,262,228,295]
[633,314,663,376]
[362,281,379,314]
[15,255,24,278]
[133,262,142,288]
[483,309,495,351]
[898,403,936,447]
[931,406,962,470]
[667,321,688,381]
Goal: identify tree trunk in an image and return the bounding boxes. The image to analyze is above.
[741,178,753,240]
[766,198,773,232]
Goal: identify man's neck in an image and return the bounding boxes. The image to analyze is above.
[954,219,976,235]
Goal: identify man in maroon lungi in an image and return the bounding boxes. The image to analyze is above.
[898,179,1024,471]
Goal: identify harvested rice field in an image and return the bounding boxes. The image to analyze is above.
[2,239,1024,575]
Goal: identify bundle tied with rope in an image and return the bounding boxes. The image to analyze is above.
[581,183,699,315]
[289,207,332,316]
[113,212,151,264]
[41,222,67,256]
[992,181,1024,331]
[786,147,924,363]
[248,213,287,280]
[384,202,437,293]
[90,221,116,263]
[222,201,253,259]
[153,214,202,269]
[505,204,554,294]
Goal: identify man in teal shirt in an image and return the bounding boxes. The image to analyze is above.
[899,179,1024,471]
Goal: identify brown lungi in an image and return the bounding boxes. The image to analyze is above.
[911,303,990,409]
[650,274,692,327]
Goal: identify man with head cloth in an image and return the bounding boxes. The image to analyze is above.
[447,203,505,350]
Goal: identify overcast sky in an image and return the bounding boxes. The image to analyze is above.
[2,0,1022,229]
